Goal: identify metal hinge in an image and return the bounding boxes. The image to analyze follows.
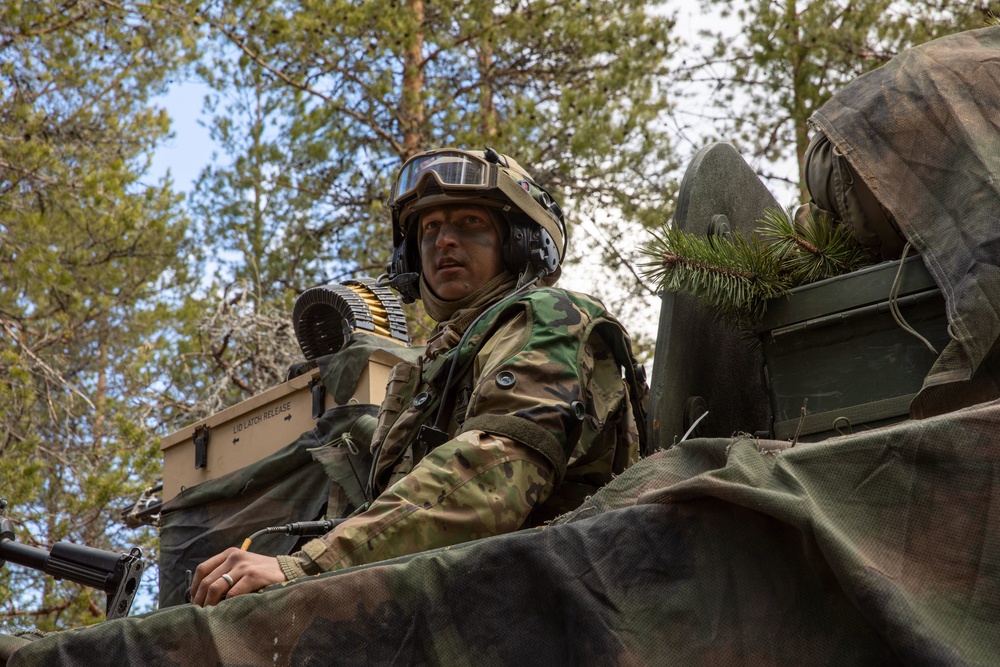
[193,425,211,469]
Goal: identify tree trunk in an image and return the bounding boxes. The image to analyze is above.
[401,0,425,159]
[478,38,497,139]
[93,339,107,447]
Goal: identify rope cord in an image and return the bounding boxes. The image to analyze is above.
[888,243,939,355]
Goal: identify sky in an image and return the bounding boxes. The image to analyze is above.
[150,81,216,192]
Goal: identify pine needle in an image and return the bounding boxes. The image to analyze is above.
[641,206,871,330]
[757,207,868,283]
[640,223,788,328]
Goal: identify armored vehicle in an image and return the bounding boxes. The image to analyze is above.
[3,26,1000,665]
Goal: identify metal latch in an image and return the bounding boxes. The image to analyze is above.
[310,378,326,419]
[193,425,211,469]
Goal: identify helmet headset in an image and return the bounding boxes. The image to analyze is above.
[386,148,566,303]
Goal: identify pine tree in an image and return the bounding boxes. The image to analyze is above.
[160,0,681,419]
[0,2,192,629]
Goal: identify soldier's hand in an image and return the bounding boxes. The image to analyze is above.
[190,548,286,607]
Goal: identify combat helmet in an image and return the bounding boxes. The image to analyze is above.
[386,148,566,302]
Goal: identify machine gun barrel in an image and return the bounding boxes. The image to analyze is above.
[0,500,145,621]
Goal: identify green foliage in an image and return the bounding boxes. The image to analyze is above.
[0,1,193,629]
[642,223,786,326]
[642,207,869,328]
[756,207,869,282]
[163,0,679,382]
[690,0,996,196]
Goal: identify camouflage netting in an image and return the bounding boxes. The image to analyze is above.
[811,26,1000,417]
[5,396,1000,665]
[158,333,421,607]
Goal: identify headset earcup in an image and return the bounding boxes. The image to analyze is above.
[532,226,559,275]
[388,241,421,303]
[504,217,559,278]
[504,218,530,274]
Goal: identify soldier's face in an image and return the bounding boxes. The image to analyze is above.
[419,204,504,301]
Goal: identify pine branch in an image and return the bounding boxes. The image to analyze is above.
[641,224,788,327]
[641,206,871,330]
[758,207,868,283]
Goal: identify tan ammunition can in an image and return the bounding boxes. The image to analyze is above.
[160,350,397,501]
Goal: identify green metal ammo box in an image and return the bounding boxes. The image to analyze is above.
[757,254,950,442]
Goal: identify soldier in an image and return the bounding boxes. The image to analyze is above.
[191,148,647,606]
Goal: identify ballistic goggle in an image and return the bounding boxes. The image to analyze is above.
[389,148,564,229]
[390,150,497,206]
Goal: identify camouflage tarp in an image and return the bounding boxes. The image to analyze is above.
[6,395,1000,665]
[811,26,1000,416]
[157,403,377,607]
[0,638,30,663]
[158,333,421,607]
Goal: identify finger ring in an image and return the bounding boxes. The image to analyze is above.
[220,573,235,588]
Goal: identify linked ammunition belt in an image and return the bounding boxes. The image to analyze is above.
[293,277,411,360]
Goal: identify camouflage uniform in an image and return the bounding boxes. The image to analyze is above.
[276,286,644,579]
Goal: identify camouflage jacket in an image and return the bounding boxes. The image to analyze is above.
[277,287,645,578]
